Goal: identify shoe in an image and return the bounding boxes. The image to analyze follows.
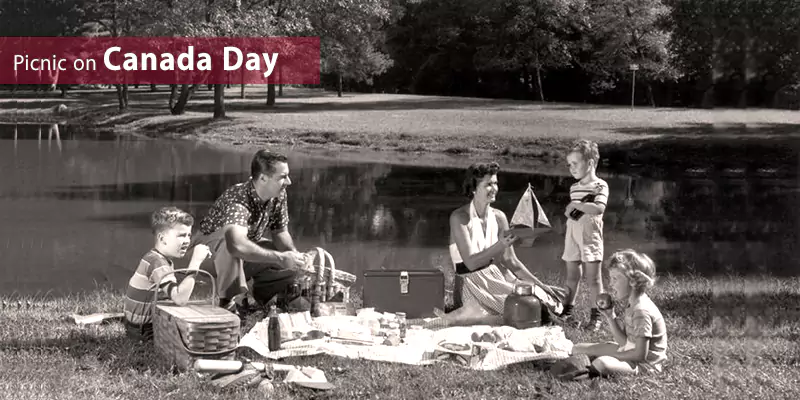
[557,368,590,382]
[582,317,602,332]
[558,313,580,329]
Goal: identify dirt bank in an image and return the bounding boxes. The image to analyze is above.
[3,86,799,176]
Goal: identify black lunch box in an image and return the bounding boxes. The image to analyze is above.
[362,269,445,319]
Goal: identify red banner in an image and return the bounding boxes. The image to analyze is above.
[0,37,320,85]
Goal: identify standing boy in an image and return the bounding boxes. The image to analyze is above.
[561,139,609,332]
[123,206,212,342]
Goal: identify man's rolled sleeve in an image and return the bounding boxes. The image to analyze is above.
[220,203,252,228]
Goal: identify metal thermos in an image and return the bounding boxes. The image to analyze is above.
[503,283,542,329]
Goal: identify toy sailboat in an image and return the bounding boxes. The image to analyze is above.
[509,183,552,246]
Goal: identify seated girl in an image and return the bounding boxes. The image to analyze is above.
[567,249,668,378]
[440,162,557,325]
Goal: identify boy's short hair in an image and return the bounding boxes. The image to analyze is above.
[462,162,500,198]
[569,139,600,166]
[606,249,656,293]
[151,206,194,235]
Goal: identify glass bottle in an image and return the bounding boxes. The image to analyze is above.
[396,312,407,339]
[267,305,282,351]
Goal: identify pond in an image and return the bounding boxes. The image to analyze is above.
[1,123,798,297]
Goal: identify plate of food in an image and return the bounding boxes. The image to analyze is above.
[435,340,474,355]
[433,340,477,366]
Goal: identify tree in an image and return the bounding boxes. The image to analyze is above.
[0,0,83,93]
[131,0,285,116]
[308,0,396,97]
[79,0,154,110]
[577,0,678,106]
[384,0,486,95]
[669,0,800,107]
[474,0,588,101]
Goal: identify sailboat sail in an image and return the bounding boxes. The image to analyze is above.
[510,183,551,245]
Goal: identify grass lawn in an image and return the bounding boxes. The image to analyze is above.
[2,273,799,400]
[1,86,798,174]
[1,87,798,399]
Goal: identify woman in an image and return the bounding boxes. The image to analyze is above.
[441,162,544,324]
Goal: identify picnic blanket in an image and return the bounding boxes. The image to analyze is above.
[237,311,573,371]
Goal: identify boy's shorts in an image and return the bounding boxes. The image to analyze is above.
[562,216,604,263]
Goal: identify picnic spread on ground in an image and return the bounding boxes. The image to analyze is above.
[175,308,575,391]
[134,247,576,391]
[238,309,574,370]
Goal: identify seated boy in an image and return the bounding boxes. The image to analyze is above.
[123,206,212,342]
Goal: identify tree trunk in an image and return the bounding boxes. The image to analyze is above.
[535,64,545,102]
[266,84,276,106]
[337,73,343,97]
[170,84,199,115]
[240,68,246,99]
[114,84,128,111]
[213,84,225,119]
[647,83,656,107]
[169,84,178,108]
[278,65,283,96]
[521,66,530,100]
[702,36,722,109]
[738,31,753,108]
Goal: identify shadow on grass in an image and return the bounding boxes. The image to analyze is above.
[603,123,800,176]
[54,87,575,115]
[0,99,84,110]
[0,329,177,374]
[657,284,800,339]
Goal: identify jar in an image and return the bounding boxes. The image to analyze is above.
[503,283,542,329]
[396,312,407,339]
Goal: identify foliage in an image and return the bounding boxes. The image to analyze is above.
[4,0,800,107]
[308,0,397,83]
[578,0,678,94]
[0,0,83,36]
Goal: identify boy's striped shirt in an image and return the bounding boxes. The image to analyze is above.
[123,249,177,326]
[569,178,609,208]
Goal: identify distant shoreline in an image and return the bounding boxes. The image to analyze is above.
[1,87,798,177]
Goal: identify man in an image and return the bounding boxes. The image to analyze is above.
[193,150,307,312]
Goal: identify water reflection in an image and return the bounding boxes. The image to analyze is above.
[0,123,798,296]
[8,123,63,155]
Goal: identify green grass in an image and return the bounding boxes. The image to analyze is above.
[2,274,799,399]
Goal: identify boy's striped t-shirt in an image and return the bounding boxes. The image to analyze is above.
[569,178,610,208]
[123,249,177,326]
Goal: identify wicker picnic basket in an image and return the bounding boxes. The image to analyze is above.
[152,269,241,372]
[300,247,357,303]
